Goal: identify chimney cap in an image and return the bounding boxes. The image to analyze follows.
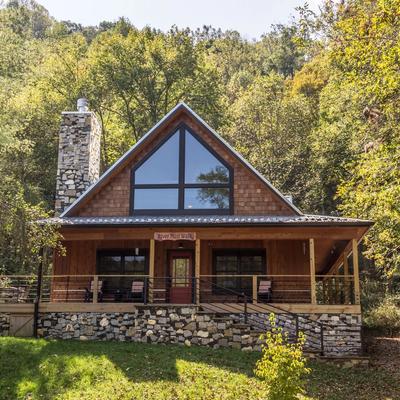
[77,98,89,112]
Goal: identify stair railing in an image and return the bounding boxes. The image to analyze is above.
[196,277,325,355]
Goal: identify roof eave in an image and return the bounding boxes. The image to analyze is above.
[43,220,374,229]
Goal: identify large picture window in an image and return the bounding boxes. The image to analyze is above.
[131,125,232,214]
[97,249,148,294]
[213,249,266,295]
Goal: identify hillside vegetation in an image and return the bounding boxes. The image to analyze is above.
[0,0,399,318]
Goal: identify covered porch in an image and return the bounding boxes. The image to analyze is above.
[0,222,364,315]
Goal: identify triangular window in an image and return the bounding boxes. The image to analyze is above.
[132,125,232,214]
[135,130,179,184]
[185,131,229,184]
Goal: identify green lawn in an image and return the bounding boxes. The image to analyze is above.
[0,337,398,400]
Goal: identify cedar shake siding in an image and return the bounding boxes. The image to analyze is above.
[72,111,294,217]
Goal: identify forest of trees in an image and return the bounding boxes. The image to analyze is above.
[0,0,399,319]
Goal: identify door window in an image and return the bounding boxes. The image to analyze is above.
[172,257,190,287]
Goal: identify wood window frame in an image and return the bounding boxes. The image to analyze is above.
[130,123,234,215]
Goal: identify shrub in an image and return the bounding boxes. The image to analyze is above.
[364,296,400,336]
[254,313,311,400]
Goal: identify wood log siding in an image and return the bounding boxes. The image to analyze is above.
[73,113,294,217]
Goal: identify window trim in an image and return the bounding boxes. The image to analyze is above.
[212,248,266,294]
[130,123,234,215]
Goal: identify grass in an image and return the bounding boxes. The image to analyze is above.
[0,337,398,400]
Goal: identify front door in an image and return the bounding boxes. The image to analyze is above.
[169,251,193,304]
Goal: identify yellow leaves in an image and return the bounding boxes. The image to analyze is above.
[254,314,310,400]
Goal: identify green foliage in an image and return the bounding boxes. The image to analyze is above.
[338,144,400,275]
[0,146,62,273]
[254,314,310,400]
[227,73,316,209]
[364,296,400,335]
[0,0,399,286]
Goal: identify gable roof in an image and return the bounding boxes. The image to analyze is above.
[61,102,302,217]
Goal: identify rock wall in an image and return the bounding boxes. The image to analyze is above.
[55,111,101,214]
[37,307,362,356]
[0,313,10,336]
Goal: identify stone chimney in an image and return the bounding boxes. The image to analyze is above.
[55,98,101,215]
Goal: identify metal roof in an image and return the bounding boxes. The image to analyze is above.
[60,102,302,217]
[40,214,373,227]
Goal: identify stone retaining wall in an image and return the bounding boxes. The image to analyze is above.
[0,313,10,336]
[37,307,362,356]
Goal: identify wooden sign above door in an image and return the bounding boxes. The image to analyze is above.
[154,232,196,241]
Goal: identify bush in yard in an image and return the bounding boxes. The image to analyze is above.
[364,296,400,336]
[254,313,310,400]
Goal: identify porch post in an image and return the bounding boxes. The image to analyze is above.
[92,275,99,303]
[343,252,350,304]
[149,239,155,303]
[309,238,317,304]
[195,238,200,304]
[352,239,361,305]
[252,275,257,303]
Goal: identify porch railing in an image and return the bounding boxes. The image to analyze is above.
[1,273,355,306]
[0,273,358,356]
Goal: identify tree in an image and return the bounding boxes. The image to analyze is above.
[226,73,316,210]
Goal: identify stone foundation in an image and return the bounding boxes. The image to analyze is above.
[37,307,362,356]
[0,313,10,336]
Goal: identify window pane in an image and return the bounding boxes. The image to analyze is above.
[134,188,178,209]
[125,255,146,274]
[215,255,238,273]
[135,130,179,184]
[172,258,190,287]
[185,188,229,209]
[241,256,264,274]
[185,131,229,184]
[98,255,122,274]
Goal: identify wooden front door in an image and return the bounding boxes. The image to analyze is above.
[169,251,193,304]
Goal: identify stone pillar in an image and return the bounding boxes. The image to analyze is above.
[55,99,101,215]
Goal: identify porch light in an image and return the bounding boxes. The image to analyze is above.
[178,242,184,249]
[134,247,139,256]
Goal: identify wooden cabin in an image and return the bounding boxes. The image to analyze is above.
[41,102,371,314]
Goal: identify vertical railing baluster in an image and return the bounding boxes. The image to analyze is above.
[320,322,324,356]
[93,275,98,304]
[243,292,248,324]
[144,277,148,305]
[192,277,196,304]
